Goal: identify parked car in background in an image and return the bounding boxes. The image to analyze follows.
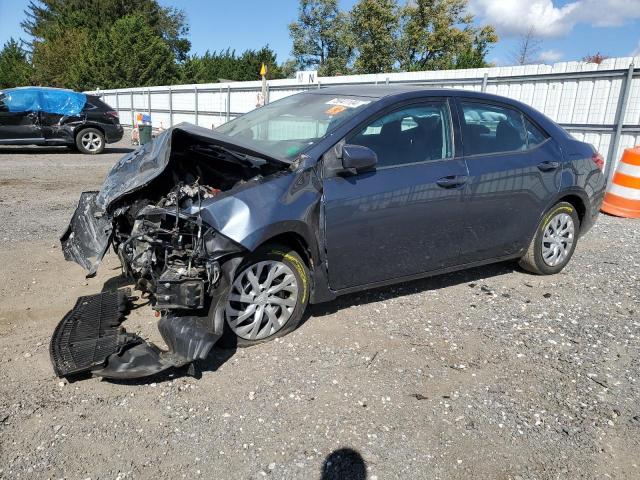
[54,86,606,379]
[0,87,123,154]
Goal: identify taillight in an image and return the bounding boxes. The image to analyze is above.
[106,110,119,119]
[592,152,604,171]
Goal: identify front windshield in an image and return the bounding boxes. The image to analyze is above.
[216,92,372,160]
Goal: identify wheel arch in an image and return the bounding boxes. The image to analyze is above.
[74,124,105,140]
[557,193,586,226]
[253,231,315,270]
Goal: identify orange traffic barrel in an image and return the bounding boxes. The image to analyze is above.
[601,146,640,218]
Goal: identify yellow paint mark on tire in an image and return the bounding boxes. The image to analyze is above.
[271,250,309,304]
[542,205,573,232]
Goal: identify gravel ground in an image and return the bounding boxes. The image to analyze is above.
[1,138,639,480]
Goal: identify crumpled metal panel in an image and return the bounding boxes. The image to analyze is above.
[95,123,286,210]
[61,123,314,273]
[60,191,113,276]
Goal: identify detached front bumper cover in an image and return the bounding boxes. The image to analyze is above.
[50,289,225,380]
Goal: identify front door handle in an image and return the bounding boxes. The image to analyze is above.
[436,175,468,188]
[537,161,560,171]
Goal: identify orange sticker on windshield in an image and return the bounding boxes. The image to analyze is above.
[326,105,347,115]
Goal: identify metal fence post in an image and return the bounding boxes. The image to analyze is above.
[226,85,231,122]
[147,88,151,117]
[481,72,489,92]
[130,91,134,127]
[168,87,173,127]
[194,86,199,126]
[115,90,119,118]
[607,63,635,185]
[266,82,270,105]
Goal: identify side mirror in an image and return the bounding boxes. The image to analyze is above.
[341,144,377,173]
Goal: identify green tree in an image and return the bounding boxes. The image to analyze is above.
[70,15,178,90]
[350,0,398,73]
[23,0,189,89]
[397,0,497,71]
[279,58,299,79]
[455,26,498,68]
[0,38,33,88]
[31,29,87,88]
[22,0,190,61]
[237,46,283,81]
[179,46,285,84]
[289,0,353,76]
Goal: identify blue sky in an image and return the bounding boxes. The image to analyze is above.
[1,0,639,67]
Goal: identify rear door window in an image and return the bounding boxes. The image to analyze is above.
[460,101,527,156]
[524,118,548,148]
[348,101,453,168]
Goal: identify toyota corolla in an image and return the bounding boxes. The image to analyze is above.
[52,86,606,379]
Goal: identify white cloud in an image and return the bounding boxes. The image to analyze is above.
[576,0,640,27]
[632,40,640,56]
[469,0,640,38]
[538,49,564,62]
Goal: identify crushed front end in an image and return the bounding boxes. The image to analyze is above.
[52,124,289,379]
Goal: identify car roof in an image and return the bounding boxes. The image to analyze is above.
[308,84,521,104]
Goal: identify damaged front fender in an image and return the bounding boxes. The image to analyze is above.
[60,191,113,276]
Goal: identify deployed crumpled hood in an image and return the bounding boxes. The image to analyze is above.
[96,122,284,210]
[61,123,285,276]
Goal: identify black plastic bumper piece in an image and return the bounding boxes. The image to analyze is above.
[50,289,140,377]
[51,289,224,380]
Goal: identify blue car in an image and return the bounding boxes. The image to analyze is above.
[54,86,606,379]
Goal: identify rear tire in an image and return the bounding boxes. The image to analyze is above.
[76,128,105,154]
[519,201,580,275]
[221,244,310,348]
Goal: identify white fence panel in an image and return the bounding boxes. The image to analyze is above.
[89,56,640,178]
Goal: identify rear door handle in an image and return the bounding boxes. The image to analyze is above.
[537,161,560,171]
[436,175,468,188]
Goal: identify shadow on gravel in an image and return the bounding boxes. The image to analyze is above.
[102,147,135,154]
[307,260,517,321]
[0,146,72,154]
[101,347,238,386]
[94,261,516,384]
[94,273,239,385]
[101,272,134,292]
[321,448,367,480]
[0,146,134,154]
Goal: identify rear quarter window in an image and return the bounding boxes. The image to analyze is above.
[85,96,111,110]
[524,118,549,148]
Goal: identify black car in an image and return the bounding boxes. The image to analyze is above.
[0,87,123,154]
[53,86,606,379]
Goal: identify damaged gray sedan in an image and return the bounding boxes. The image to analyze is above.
[52,86,605,379]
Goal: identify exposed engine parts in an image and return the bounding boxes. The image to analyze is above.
[55,125,291,379]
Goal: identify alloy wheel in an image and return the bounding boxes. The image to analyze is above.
[225,260,299,340]
[541,212,574,267]
[81,131,102,152]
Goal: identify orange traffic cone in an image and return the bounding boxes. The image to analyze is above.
[601,146,640,218]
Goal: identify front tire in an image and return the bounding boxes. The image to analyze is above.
[223,245,310,347]
[76,128,105,154]
[519,201,580,275]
